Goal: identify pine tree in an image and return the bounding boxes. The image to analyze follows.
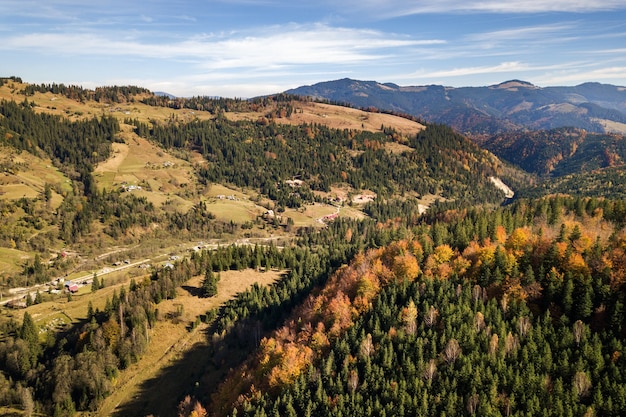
[92,273,100,292]
[202,269,219,297]
[20,312,41,366]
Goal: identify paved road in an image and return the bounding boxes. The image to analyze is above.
[0,258,152,306]
[1,236,283,307]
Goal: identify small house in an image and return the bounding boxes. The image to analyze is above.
[64,281,79,293]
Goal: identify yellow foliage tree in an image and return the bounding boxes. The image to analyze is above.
[567,252,588,273]
[393,253,420,281]
[506,227,532,255]
[433,244,454,264]
[402,300,418,335]
[495,225,508,244]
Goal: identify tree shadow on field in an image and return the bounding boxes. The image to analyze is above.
[181,285,203,298]
[111,324,216,417]
[111,318,264,417]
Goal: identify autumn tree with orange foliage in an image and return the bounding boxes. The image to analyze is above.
[225,240,427,399]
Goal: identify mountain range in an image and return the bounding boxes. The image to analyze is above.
[286,78,626,135]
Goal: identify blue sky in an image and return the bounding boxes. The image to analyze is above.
[1,0,626,97]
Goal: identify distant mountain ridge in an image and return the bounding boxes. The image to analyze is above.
[286,78,626,135]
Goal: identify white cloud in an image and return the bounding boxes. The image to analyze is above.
[2,23,436,71]
[407,62,530,78]
[466,23,577,42]
[338,0,626,17]
[536,67,626,85]
[401,61,599,81]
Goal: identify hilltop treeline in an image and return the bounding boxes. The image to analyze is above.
[0,99,119,174]
[141,92,301,114]
[18,83,151,103]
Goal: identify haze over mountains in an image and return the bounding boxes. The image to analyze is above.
[286,79,626,135]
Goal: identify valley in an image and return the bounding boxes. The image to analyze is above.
[0,78,625,417]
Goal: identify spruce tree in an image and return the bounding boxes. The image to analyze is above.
[92,273,100,292]
[202,269,219,297]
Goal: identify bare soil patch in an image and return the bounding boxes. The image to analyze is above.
[94,142,129,173]
[352,192,377,204]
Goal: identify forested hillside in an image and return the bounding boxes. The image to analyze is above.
[0,80,625,417]
[204,196,626,417]
[478,128,626,177]
[477,127,626,198]
[129,117,514,209]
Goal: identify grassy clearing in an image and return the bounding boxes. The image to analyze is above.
[94,134,200,213]
[225,101,425,139]
[385,141,414,154]
[337,205,368,220]
[282,203,335,226]
[594,118,626,134]
[0,247,30,276]
[153,192,195,213]
[98,269,282,417]
[205,183,251,199]
[0,146,70,202]
[283,202,367,227]
[206,199,265,223]
[0,183,39,199]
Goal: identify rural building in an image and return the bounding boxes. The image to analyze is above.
[64,281,79,293]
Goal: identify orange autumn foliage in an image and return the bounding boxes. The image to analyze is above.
[248,242,426,393]
[609,244,626,290]
[433,244,454,264]
[502,277,527,302]
[393,253,421,281]
[555,241,570,260]
[495,225,508,244]
[572,234,593,254]
[265,343,314,388]
[424,244,456,279]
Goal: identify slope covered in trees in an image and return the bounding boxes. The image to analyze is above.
[478,128,626,177]
[477,127,626,198]
[208,196,626,417]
